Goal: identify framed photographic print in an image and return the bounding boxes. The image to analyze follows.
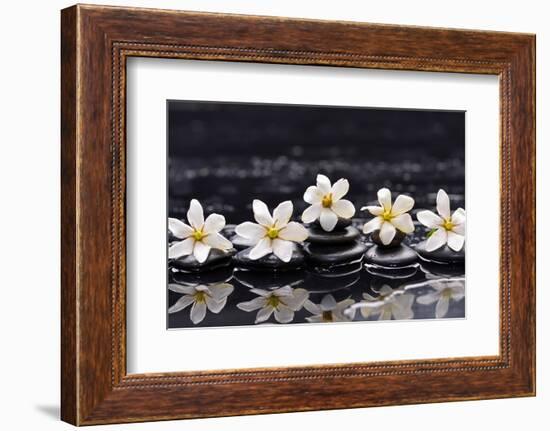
[61,4,536,425]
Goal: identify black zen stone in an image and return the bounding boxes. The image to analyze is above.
[364,244,418,267]
[415,240,465,264]
[170,248,237,272]
[306,226,360,245]
[303,241,368,266]
[234,246,305,270]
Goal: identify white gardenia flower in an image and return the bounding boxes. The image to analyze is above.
[168,199,232,263]
[417,278,465,319]
[304,294,355,323]
[361,188,415,245]
[168,283,234,324]
[235,200,308,263]
[356,286,414,321]
[416,189,466,252]
[237,286,309,324]
[301,174,356,232]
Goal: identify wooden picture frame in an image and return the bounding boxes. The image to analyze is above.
[61,4,535,425]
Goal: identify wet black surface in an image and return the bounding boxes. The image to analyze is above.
[167,220,465,328]
[167,101,465,329]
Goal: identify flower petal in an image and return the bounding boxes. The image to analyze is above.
[187,199,204,229]
[391,213,415,234]
[416,210,443,228]
[435,296,450,319]
[426,227,447,252]
[284,288,309,310]
[452,222,465,235]
[205,296,227,314]
[237,296,266,312]
[208,283,234,300]
[320,294,337,311]
[436,189,451,219]
[363,216,382,234]
[361,205,384,216]
[203,213,225,234]
[391,194,414,216]
[193,241,211,263]
[316,174,332,194]
[416,292,438,305]
[304,299,321,314]
[331,199,355,219]
[447,231,465,252]
[392,294,415,320]
[203,232,232,251]
[168,295,194,313]
[379,221,397,245]
[168,237,195,259]
[248,237,272,260]
[274,306,294,323]
[278,222,308,242]
[253,199,274,226]
[451,208,466,226]
[303,185,323,204]
[319,208,338,232]
[168,218,193,239]
[301,203,322,223]
[190,301,207,324]
[235,222,266,241]
[255,306,274,323]
[377,188,392,211]
[331,178,349,201]
[272,239,294,262]
[273,200,293,229]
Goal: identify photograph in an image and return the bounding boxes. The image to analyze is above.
[167,101,466,328]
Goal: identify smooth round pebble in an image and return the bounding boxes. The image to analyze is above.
[415,240,465,264]
[234,246,305,270]
[170,248,237,272]
[306,226,360,245]
[364,244,417,267]
[303,241,368,266]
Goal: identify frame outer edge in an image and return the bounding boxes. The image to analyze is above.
[61,4,536,424]
[61,5,79,426]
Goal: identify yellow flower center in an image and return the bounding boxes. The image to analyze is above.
[442,219,454,231]
[194,291,206,303]
[193,229,205,241]
[382,210,393,222]
[322,193,333,208]
[267,295,281,308]
[267,226,279,239]
[322,310,334,322]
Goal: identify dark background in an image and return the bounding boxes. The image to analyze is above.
[168,100,465,224]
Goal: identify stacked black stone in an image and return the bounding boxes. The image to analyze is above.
[303,218,368,269]
[363,229,418,271]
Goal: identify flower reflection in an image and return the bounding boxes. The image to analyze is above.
[355,285,414,321]
[417,278,465,318]
[168,283,234,324]
[304,294,355,323]
[237,286,309,324]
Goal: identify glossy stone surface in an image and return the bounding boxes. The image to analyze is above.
[364,244,418,267]
[306,226,360,245]
[303,241,368,266]
[415,240,465,264]
[234,246,305,270]
[370,229,406,247]
[170,248,237,272]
